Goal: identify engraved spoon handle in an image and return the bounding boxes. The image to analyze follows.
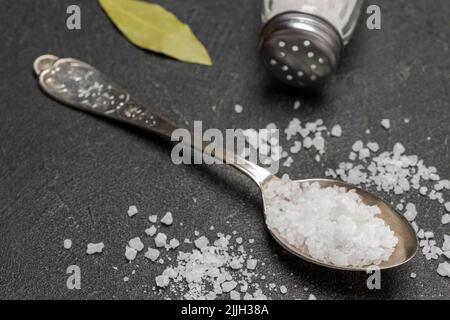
[34,55,273,186]
[34,54,177,138]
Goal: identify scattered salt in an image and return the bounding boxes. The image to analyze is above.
[64,239,72,249]
[148,215,157,223]
[145,225,157,236]
[128,237,144,252]
[155,275,170,287]
[125,246,138,261]
[437,262,450,278]
[154,233,167,248]
[264,179,398,267]
[222,281,238,293]
[234,104,243,113]
[127,205,138,217]
[169,238,180,249]
[330,125,342,137]
[381,119,391,130]
[145,248,160,262]
[161,211,173,225]
[86,242,104,255]
[246,259,258,270]
[194,236,210,249]
[230,290,241,300]
[442,214,450,225]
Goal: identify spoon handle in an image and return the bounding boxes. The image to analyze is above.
[34,55,273,186]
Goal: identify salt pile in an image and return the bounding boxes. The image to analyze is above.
[155,233,269,300]
[264,178,398,267]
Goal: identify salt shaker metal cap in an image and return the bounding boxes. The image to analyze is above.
[260,0,363,87]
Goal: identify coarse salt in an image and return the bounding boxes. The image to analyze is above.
[86,242,104,255]
[64,239,72,249]
[264,179,398,267]
[127,205,138,217]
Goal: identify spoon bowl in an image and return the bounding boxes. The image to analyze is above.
[262,177,419,271]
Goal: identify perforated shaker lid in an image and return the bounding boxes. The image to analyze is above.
[259,12,343,88]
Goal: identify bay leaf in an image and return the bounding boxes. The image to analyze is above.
[98,0,212,66]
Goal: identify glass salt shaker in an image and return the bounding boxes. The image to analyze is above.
[260,0,363,87]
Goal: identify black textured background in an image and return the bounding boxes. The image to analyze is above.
[0,0,449,300]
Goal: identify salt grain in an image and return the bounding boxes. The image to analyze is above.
[437,262,450,278]
[86,242,104,255]
[125,246,138,261]
[442,214,450,225]
[144,248,160,262]
[330,125,342,137]
[155,275,170,287]
[145,225,157,236]
[148,215,158,223]
[129,237,144,252]
[127,205,138,217]
[154,233,167,248]
[169,238,180,249]
[64,239,72,249]
[381,119,391,130]
[161,211,173,225]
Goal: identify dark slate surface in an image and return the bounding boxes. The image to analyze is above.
[0,0,449,300]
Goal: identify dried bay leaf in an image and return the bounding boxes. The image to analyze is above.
[99,0,212,66]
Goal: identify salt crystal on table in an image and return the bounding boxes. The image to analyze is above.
[410,273,417,279]
[222,281,237,293]
[234,104,243,113]
[445,202,450,212]
[330,125,342,137]
[144,248,160,262]
[148,215,157,223]
[419,187,428,196]
[359,148,370,160]
[194,236,209,249]
[437,262,450,277]
[125,246,137,261]
[308,294,317,300]
[381,119,391,130]
[230,290,240,300]
[154,233,167,248]
[161,212,173,225]
[169,238,180,249]
[293,101,301,110]
[280,285,288,294]
[246,259,257,270]
[155,275,170,287]
[442,214,450,225]
[264,180,398,267]
[352,140,363,152]
[64,239,72,249]
[145,225,157,236]
[127,205,138,217]
[129,237,144,252]
[236,237,243,244]
[404,203,418,222]
[86,242,104,255]
[290,141,302,154]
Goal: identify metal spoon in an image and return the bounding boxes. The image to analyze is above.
[33,54,418,271]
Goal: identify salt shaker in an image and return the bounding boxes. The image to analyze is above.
[260,0,363,87]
